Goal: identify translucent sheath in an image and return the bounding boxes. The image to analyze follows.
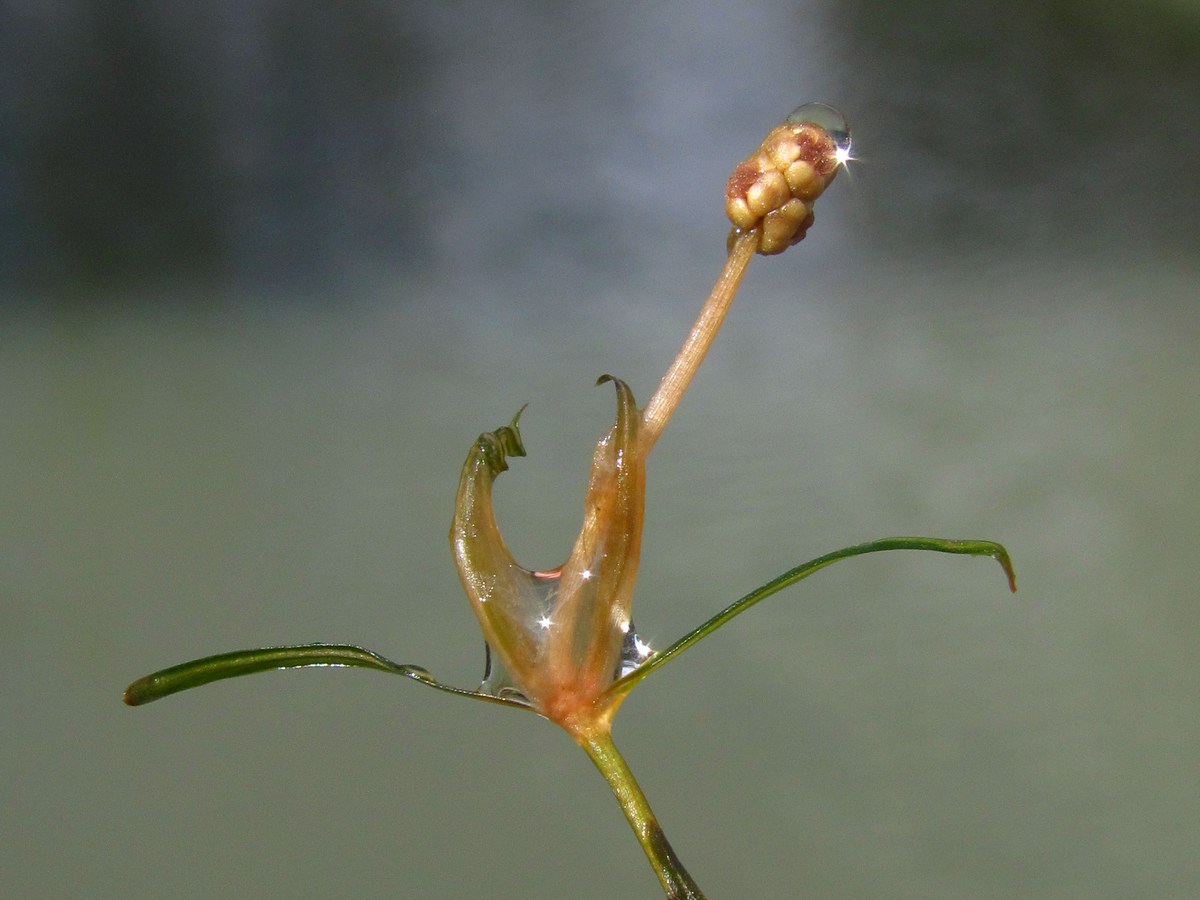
[450,377,646,726]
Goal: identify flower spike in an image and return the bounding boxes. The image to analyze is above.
[726,101,851,255]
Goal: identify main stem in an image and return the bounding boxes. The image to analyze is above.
[639,230,757,454]
[574,725,706,899]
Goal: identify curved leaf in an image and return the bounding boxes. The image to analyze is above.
[605,537,1015,703]
[123,643,535,712]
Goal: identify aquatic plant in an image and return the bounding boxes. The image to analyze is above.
[125,103,1014,898]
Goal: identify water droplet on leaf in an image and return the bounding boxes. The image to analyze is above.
[616,620,653,678]
[481,642,531,705]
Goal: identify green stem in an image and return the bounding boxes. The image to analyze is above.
[574,726,706,900]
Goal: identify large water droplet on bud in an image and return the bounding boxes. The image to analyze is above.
[786,101,852,160]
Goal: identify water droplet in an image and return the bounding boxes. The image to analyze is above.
[615,620,653,678]
[480,641,531,705]
[786,101,852,159]
[402,664,434,682]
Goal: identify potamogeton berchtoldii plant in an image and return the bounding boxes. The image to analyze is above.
[124,103,1015,899]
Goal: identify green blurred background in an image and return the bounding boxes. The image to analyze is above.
[3,1,1198,897]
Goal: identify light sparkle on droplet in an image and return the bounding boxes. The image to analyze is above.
[633,636,652,658]
[580,568,593,580]
[537,614,554,630]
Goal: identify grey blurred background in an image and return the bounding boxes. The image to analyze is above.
[3,1,1198,897]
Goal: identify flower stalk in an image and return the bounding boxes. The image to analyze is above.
[640,230,757,453]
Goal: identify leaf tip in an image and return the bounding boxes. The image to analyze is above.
[993,546,1017,593]
[122,677,155,706]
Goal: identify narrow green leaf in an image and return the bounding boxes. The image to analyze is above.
[122,642,535,712]
[606,537,1015,701]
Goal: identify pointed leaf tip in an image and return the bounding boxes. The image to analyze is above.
[594,374,638,413]
[510,402,529,429]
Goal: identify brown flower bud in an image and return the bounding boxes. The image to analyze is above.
[724,102,851,255]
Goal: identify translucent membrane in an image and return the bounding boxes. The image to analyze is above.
[786,101,852,159]
[453,379,647,722]
[480,616,650,701]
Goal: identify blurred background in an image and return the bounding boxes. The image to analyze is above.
[3,1,1198,897]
